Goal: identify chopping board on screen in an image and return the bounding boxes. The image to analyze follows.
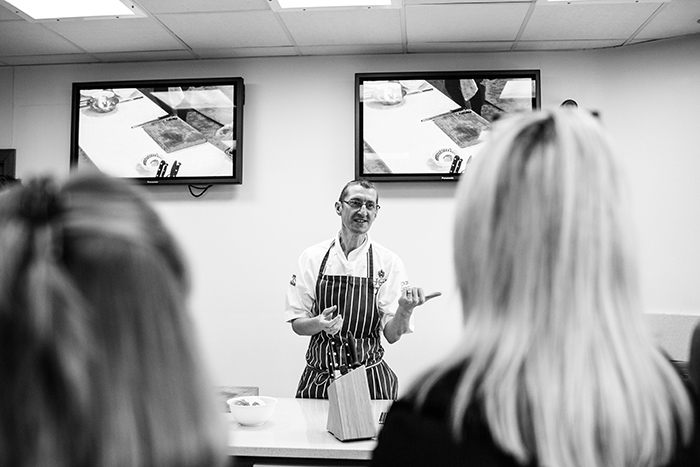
[142,116,207,153]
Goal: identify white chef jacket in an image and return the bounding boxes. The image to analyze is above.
[285,233,414,332]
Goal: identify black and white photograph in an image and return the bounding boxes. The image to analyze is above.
[2,0,700,466]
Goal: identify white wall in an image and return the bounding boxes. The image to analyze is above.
[0,67,13,144]
[2,34,699,397]
[598,38,700,314]
[593,37,700,358]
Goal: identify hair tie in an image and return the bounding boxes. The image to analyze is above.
[20,178,62,225]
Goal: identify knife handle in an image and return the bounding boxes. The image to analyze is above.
[347,335,361,368]
[329,337,341,378]
[337,336,349,375]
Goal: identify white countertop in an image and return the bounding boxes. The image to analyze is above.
[226,397,392,461]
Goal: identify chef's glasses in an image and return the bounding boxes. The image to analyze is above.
[341,199,380,212]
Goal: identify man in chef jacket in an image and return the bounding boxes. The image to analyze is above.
[285,178,439,400]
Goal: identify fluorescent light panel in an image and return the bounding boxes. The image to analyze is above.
[2,0,141,20]
[277,0,392,8]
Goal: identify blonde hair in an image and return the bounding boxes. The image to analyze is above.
[418,109,693,467]
[0,173,226,467]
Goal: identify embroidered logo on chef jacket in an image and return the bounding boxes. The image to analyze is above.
[290,274,297,286]
[374,269,387,290]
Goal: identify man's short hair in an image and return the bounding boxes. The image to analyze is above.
[338,178,378,203]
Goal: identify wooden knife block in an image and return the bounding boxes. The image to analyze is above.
[326,365,376,441]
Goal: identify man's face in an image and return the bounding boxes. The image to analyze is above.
[336,185,379,236]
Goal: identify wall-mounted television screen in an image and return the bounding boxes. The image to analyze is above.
[70,77,244,185]
[356,70,540,182]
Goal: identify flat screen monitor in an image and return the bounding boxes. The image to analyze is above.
[70,77,244,185]
[356,70,540,182]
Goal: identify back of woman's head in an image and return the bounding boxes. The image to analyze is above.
[444,109,693,467]
[455,109,633,329]
[0,172,225,467]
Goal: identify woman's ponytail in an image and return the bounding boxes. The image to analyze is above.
[0,179,94,464]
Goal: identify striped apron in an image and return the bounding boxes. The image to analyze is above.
[295,241,398,400]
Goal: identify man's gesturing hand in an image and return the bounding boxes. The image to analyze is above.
[318,305,343,335]
[398,288,442,312]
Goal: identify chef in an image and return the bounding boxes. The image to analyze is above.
[284,179,440,400]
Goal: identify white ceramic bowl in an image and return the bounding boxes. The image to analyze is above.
[89,90,119,113]
[227,396,277,426]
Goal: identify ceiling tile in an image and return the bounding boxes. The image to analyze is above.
[405,0,530,3]
[136,0,268,14]
[92,50,198,62]
[408,41,515,53]
[0,53,99,66]
[635,0,700,39]
[627,38,657,45]
[299,44,404,55]
[522,3,659,40]
[44,18,186,53]
[157,11,292,48]
[195,47,299,58]
[0,21,84,55]
[278,8,402,45]
[406,4,531,42]
[0,5,22,20]
[514,39,625,51]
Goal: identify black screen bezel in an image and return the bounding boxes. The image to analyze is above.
[70,76,244,185]
[355,69,541,182]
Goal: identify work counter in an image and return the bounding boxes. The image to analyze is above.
[227,397,392,467]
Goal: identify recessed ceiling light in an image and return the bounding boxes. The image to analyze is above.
[276,0,393,9]
[0,0,146,21]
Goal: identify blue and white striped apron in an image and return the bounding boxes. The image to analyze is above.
[295,241,398,400]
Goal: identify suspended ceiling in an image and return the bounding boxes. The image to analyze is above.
[0,0,699,66]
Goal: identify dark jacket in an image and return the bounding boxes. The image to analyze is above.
[371,365,700,467]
